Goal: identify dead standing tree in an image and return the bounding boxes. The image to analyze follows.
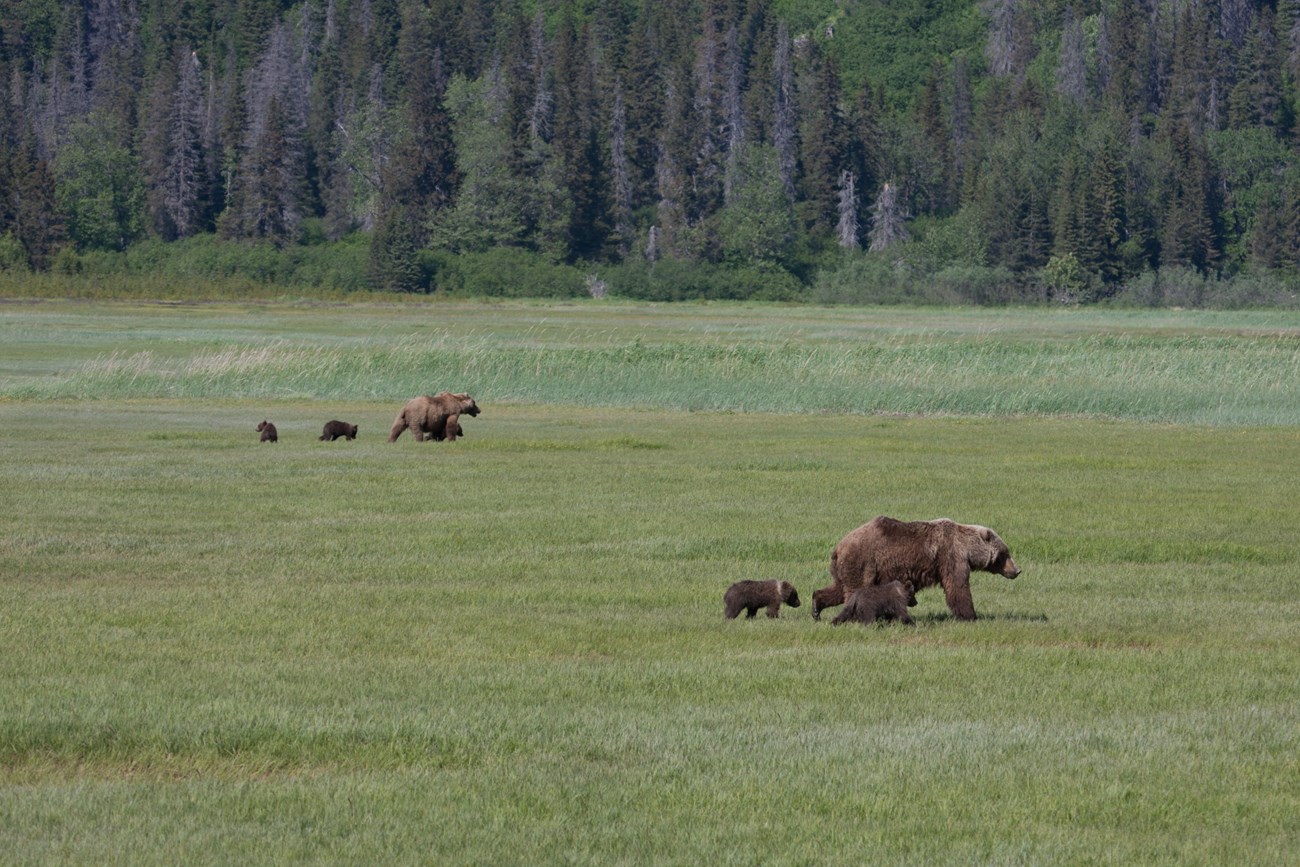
[867,180,909,252]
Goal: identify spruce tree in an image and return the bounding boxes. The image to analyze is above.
[796,42,845,238]
[163,49,207,238]
[7,126,65,268]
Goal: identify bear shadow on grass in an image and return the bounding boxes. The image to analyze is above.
[911,611,1049,624]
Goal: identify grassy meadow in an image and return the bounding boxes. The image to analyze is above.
[1,299,1298,864]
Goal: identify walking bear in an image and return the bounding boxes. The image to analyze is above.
[831,581,916,627]
[256,420,278,443]
[811,516,1020,622]
[320,420,358,441]
[724,580,801,619]
[388,392,480,443]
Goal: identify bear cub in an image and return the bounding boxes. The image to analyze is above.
[320,420,358,441]
[724,580,801,619]
[256,420,278,443]
[831,581,916,627]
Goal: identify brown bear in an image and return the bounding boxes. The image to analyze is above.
[432,415,465,442]
[256,420,278,443]
[811,516,1020,622]
[724,580,801,619]
[388,392,480,443]
[831,581,917,627]
[319,420,358,441]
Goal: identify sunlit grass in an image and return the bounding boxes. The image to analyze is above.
[1,397,1297,864]
[1,301,1298,863]
[5,300,1300,424]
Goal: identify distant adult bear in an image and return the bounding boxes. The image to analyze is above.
[811,516,1020,622]
[387,392,480,443]
[256,420,278,443]
[434,416,465,442]
[319,420,358,441]
[724,580,801,619]
[831,581,917,627]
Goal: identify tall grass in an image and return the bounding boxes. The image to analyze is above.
[5,300,1300,424]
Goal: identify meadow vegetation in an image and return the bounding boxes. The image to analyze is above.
[1,300,1297,864]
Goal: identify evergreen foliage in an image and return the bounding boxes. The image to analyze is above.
[3,0,1300,302]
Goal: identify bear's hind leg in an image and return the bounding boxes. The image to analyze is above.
[810,584,844,621]
[388,414,408,442]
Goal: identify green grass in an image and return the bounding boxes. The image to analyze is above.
[1,301,1298,864]
[6,299,1300,424]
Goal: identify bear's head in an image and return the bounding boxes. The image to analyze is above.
[778,580,801,607]
[454,393,481,416]
[966,524,1020,579]
[256,420,269,431]
[348,424,358,437]
[899,580,918,606]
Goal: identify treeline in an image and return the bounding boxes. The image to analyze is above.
[2,0,1300,305]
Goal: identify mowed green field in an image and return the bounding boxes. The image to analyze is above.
[1,300,1297,864]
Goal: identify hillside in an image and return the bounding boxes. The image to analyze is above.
[1,0,1299,304]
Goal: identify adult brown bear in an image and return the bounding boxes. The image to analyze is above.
[811,517,1020,622]
[387,392,480,442]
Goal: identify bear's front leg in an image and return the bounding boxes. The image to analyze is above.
[942,576,978,621]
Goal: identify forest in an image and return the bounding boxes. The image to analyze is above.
[2,0,1300,305]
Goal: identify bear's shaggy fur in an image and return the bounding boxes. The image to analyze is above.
[724,580,801,619]
[435,415,465,442]
[256,420,278,443]
[831,580,917,627]
[320,420,358,441]
[811,516,1020,622]
[388,392,480,442]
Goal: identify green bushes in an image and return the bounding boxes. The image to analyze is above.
[12,227,1300,309]
[427,248,586,297]
[52,231,372,293]
[810,255,1031,305]
[603,259,803,301]
[1111,267,1300,309]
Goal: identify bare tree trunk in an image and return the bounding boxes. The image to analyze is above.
[164,50,205,237]
[868,181,909,252]
[772,21,796,203]
[836,169,859,250]
[1056,6,1087,105]
[610,83,633,254]
[722,24,745,205]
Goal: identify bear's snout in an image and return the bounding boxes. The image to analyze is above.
[1002,559,1021,579]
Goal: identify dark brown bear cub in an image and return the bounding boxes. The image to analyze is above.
[320,420,358,441]
[256,420,278,443]
[724,580,800,619]
[831,581,916,627]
